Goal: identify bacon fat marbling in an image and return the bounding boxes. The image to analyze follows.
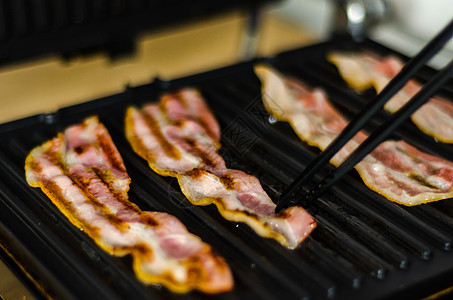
[255,65,453,206]
[125,88,316,249]
[328,51,453,143]
[25,116,233,293]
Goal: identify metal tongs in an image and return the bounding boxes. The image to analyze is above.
[276,18,453,213]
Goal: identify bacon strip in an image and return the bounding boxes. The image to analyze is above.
[255,65,453,206]
[125,88,316,249]
[328,51,453,143]
[25,116,233,294]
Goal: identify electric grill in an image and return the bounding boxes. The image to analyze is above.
[1,36,453,299]
[2,2,453,299]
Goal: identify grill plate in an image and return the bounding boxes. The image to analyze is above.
[1,37,453,299]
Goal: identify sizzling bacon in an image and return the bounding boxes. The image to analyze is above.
[25,116,233,294]
[328,51,453,143]
[125,88,316,249]
[255,65,453,206]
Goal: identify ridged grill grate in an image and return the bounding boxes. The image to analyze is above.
[1,37,453,299]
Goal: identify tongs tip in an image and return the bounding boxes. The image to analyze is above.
[275,189,295,213]
[275,200,289,214]
[275,190,316,213]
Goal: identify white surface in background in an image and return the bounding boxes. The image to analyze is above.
[372,0,453,69]
[387,0,453,43]
[269,0,453,68]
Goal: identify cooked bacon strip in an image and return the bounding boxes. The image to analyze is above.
[25,116,233,294]
[125,88,316,249]
[255,65,453,206]
[328,51,453,143]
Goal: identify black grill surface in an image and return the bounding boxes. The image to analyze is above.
[1,37,453,299]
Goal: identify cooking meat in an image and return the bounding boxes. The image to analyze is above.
[125,88,316,249]
[25,116,233,294]
[328,51,453,143]
[255,65,453,206]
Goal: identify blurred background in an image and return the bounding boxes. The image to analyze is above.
[0,0,451,124]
